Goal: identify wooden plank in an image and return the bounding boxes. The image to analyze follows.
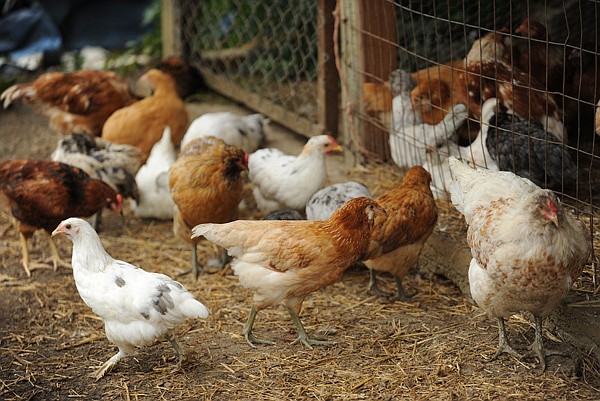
[199,70,324,138]
[357,0,398,161]
[161,0,182,57]
[317,0,340,138]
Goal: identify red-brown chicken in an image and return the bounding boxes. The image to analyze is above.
[0,159,122,276]
[102,69,189,161]
[1,70,136,136]
[191,197,387,348]
[364,166,438,300]
[169,137,247,279]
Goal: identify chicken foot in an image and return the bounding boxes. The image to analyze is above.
[93,349,126,380]
[42,233,70,271]
[288,308,335,349]
[488,317,523,363]
[243,305,275,347]
[165,332,185,372]
[525,315,572,373]
[369,270,414,301]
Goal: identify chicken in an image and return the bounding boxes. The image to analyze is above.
[191,197,386,348]
[181,112,268,153]
[465,30,511,65]
[364,166,438,300]
[390,69,420,130]
[460,60,566,143]
[0,159,122,276]
[511,19,567,94]
[264,210,305,220]
[483,99,577,189]
[52,218,209,380]
[169,137,247,279]
[306,181,371,221]
[51,134,142,216]
[0,70,135,136]
[129,127,176,220]
[101,69,189,161]
[390,103,468,169]
[248,135,342,213]
[156,56,206,99]
[448,157,590,371]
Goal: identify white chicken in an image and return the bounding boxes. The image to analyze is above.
[129,127,177,219]
[52,218,209,380]
[306,181,372,221]
[448,157,590,371]
[248,135,342,213]
[424,98,500,199]
[181,112,268,153]
[390,69,421,130]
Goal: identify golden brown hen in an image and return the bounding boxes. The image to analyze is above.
[364,166,438,300]
[0,159,122,276]
[169,137,247,279]
[191,197,386,348]
[102,69,189,161]
[1,70,135,136]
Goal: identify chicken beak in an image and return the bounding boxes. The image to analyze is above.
[51,224,64,237]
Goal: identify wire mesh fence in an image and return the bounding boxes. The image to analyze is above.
[172,0,600,292]
[177,0,337,138]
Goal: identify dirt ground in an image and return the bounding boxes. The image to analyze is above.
[1,95,600,400]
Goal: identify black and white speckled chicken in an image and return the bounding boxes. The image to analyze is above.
[483,99,577,189]
[306,181,372,221]
[51,134,143,226]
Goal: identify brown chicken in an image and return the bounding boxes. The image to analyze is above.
[169,137,247,279]
[0,159,122,276]
[191,197,387,348]
[511,18,568,94]
[0,70,136,136]
[102,69,189,161]
[364,166,438,300]
[156,56,206,99]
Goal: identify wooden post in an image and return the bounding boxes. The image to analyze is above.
[317,0,340,137]
[161,0,182,57]
[341,0,397,162]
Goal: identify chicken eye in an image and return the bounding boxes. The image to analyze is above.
[66,224,72,229]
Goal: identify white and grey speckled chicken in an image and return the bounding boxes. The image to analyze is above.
[248,135,342,213]
[449,157,590,371]
[390,69,421,131]
[52,218,209,380]
[306,181,372,221]
[51,134,143,227]
[181,112,268,153]
[129,127,176,219]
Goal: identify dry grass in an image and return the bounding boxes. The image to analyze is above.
[1,164,600,400]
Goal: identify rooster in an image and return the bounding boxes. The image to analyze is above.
[1,70,135,136]
[191,197,386,348]
[364,166,438,300]
[169,137,247,279]
[182,112,268,153]
[449,157,590,371]
[248,135,342,213]
[0,159,122,276]
[52,218,209,380]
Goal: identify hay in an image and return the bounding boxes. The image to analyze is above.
[1,162,600,400]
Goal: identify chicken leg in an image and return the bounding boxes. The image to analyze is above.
[165,331,185,371]
[43,232,70,271]
[369,270,414,301]
[288,307,334,349]
[489,317,522,362]
[243,305,275,347]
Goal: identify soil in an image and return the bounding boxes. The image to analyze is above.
[1,94,600,401]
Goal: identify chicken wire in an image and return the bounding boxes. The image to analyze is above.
[177,0,328,137]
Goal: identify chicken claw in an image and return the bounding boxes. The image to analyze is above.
[288,308,335,349]
[243,306,275,347]
[488,317,523,363]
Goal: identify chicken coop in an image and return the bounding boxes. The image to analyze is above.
[163,0,600,288]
